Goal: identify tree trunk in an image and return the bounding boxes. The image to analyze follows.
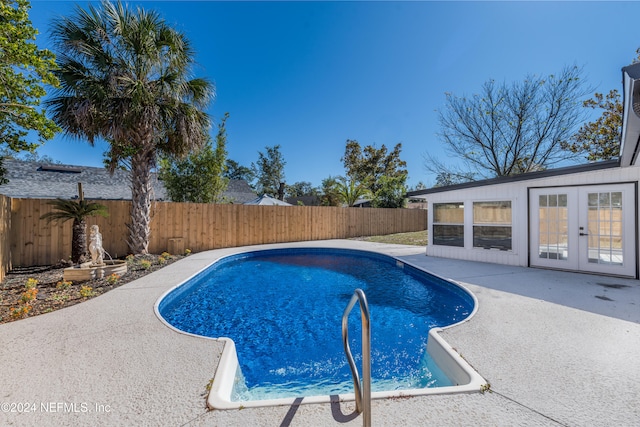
[71,219,87,264]
[127,149,154,254]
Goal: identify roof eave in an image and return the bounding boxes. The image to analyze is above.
[406,159,620,197]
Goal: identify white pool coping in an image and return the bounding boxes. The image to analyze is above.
[153,247,488,410]
[207,327,487,410]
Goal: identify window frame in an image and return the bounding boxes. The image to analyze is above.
[432,202,465,247]
[472,200,513,251]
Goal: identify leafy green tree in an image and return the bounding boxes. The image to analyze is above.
[0,0,60,184]
[561,89,622,162]
[430,66,590,179]
[560,49,640,162]
[40,198,108,263]
[341,139,408,207]
[224,159,255,183]
[319,176,341,207]
[159,113,229,203]
[209,114,230,201]
[286,181,318,198]
[335,177,370,207]
[252,144,286,197]
[47,1,214,254]
[342,140,407,196]
[371,175,407,208]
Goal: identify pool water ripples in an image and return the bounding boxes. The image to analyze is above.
[159,249,474,401]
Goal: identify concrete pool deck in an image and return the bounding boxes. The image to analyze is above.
[1,240,639,426]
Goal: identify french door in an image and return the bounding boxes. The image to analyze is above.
[530,184,636,277]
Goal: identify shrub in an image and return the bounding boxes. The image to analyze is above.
[50,293,70,302]
[138,259,152,270]
[56,280,72,290]
[25,278,38,290]
[106,274,120,285]
[10,305,31,319]
[79,285,95,298]
[21,288,38,303]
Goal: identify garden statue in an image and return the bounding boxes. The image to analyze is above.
[63,224,126,282]
[89,224,104,265]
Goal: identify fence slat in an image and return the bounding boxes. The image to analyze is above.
[0,195,11,281]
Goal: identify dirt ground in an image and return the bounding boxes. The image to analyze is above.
[0,253,185,324]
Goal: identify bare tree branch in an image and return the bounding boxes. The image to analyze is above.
[430,66,591,180]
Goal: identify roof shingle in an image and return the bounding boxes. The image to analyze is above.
[0,159,256,203]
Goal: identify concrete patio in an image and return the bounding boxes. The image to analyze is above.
[1,240,638,426]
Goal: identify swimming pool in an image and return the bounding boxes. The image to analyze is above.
[155,247,485,409]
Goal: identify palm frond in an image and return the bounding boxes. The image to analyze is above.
[46,0,215,254]
[40,198,109,223]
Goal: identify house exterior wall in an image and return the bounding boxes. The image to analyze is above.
[423,165,640,273]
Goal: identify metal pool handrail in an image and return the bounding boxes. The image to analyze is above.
[341,288,371,427]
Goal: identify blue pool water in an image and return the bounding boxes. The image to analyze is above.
[158,248,474,401]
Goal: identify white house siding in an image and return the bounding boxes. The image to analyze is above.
[422,164,640,274]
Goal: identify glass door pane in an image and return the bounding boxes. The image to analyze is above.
[537,193,569,260]
[586,191,623,266]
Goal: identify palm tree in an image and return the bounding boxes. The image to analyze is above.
[46,0,214,254]
[335,177,370,207]
[41,199,108,264]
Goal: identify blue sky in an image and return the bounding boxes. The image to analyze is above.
[27,1,640,189]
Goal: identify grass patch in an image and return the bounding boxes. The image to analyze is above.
[352,230,428,246]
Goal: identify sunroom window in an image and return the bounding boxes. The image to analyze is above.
[473,201,512,250]
[433,203,464,247]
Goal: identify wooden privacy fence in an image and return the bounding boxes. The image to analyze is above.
[4,198,428,272]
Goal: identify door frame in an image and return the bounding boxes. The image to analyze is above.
[528,183,638,278]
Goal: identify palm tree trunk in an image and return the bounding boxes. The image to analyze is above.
[127,148,154,254]
[72,219,87,263]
